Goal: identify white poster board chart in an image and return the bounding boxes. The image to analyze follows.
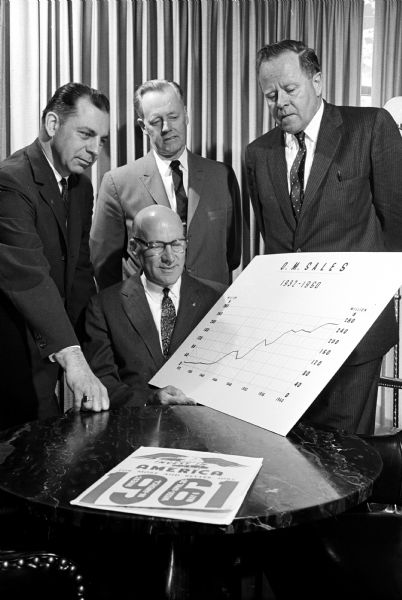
[71,446,262,525]
[150,252,402,436]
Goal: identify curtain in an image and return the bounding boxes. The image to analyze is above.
[1,0,364,271]
[372,0,402,107]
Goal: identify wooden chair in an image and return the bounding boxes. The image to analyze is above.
[378,289,402,428]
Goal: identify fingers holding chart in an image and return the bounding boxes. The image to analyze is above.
[150,253,402,436]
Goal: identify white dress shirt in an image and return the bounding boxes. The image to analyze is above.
[141,274,181,352]
[153,148,189,212]
[284,100,324,193]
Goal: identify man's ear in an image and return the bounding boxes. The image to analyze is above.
[44,111,61,138]
[137,118,148,136]
[313,72,322,97]
[129,237,138,256]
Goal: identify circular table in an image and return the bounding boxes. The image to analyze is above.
[0,406,382,598]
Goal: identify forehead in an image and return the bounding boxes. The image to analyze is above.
[141,88,184,117]
[140,216,184,241]
[63,97,109,134]
[259,51,306,87]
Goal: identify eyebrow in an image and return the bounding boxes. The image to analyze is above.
[78,126,109,140]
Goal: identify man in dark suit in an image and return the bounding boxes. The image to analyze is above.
[245,40,402,434]
[84,205,223,406]
[0,83,110,429]
[90,79,241,290]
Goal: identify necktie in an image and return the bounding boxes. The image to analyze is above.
[170,160,188,229]
[289,131,306,219]
[161,287,176,358]
[60,177,69,222]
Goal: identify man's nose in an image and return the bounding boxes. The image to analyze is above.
[276,89,289,108]
[86,137,101,157]
[161,244,175,261]
[161,118,171,133]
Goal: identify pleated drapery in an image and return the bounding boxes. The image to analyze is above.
[1,0,364,271]
[372,0,402,107]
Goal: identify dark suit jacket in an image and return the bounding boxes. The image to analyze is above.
[90,150,242,289]
[0,139,96,427]
[83,271,223,406]
[245,102,402,364]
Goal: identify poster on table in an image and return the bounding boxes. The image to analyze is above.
[150,252,402,436]
[71,446,262,525]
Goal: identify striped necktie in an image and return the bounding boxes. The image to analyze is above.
[170,160,188,230]
[289,131,306,220]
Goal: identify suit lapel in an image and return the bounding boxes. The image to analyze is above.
[169,272,204,353]
[186,151,202,228]
[27,140,68,244]
[121,277,165,369]
[301,102,342,219]
[138,152,171,207]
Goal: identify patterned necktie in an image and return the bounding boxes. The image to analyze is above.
[60,177,69,222]
[161,287,176,358]
[170,160,188,229]
[289,131,306,220]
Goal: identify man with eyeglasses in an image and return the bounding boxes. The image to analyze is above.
[83,205,224,406]
[90,78,241,291]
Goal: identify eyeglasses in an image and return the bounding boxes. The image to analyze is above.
[134,237,187,256]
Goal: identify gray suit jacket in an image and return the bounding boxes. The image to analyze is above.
[245,102,402,364]
[90,150,241,289]
[83,271,223,406]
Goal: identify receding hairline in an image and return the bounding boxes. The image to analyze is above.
[134,80,185,119]
[256,40,321,78]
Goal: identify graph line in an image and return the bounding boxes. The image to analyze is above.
[183,321,340,366]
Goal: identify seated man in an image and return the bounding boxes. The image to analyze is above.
[83,205,224,406]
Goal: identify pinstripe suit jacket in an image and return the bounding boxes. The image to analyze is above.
[245,101,402,364]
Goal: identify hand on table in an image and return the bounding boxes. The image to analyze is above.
[54,346,110,412]
[149,385,196,406]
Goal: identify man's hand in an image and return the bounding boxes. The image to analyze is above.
[150,385,196,406]
[54,346,109,412]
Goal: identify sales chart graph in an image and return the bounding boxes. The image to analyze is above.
[150,252,402,435]
[176,297,359,400]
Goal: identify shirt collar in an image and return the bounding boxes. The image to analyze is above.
[284,99,324,147]
[141,273,182,302]
[153,148,188,176]
[39,143,68,184]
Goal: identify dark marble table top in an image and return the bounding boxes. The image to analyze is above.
[0,406,382,536]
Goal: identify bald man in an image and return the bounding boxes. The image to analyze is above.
[83,205,224,406]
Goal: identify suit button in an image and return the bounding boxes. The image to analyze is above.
[296,247,302,252]
[61,255,66,261]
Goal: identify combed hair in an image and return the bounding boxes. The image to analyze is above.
[256,40,321,77]
[134,80,184,119]
[41,82,110,124]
